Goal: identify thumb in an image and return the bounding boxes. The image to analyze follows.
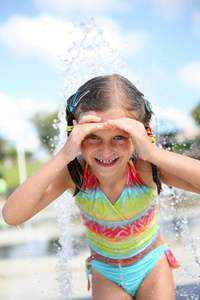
[73,119,78,126]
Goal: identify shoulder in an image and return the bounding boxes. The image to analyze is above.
[133,158,156,190]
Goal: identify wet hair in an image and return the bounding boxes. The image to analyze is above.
[66,74,162,196]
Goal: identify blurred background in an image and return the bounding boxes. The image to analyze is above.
[1,0,200,299]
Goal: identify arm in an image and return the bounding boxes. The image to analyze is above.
[104,118,200,193]
[2,115,104,226]
[2,150,74,226]
[135,127,200,193]
[151,148,200,193]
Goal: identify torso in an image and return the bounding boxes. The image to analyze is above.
[75,159,163,266]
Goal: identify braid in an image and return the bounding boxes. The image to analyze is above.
[146,126,162,195]
[68,158,84,196]
[151,163,162,195]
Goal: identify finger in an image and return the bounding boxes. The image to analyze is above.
[103,119,128,131]
[103,119,120,130]
[107,118,144,132]
[78,114,101,124]
[82,122,105,134]
[73,122,104,139]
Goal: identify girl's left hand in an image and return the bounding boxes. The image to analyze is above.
[103,118,155,161]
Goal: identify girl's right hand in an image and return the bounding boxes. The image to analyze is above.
[61,113,103,162]
[2,113,103,226]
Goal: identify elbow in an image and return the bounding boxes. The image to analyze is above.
[2,206,21,226]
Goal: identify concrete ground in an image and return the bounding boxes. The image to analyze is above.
[1,200,200,299]
[1,249,200,300]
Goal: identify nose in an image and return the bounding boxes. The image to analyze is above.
[100,142,113,158]
[100,141,115,158]
[103,144,110,158]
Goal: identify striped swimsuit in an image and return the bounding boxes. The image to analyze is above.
[75,161,180,296]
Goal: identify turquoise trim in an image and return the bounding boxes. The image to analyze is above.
[75,197,157,226]
[88,244,168,297]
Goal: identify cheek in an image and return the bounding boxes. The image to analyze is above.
[114,139,133,153]
[81,140,87,152]
[81,142,89,159]
[81,146,91,163]
[118,141,133,160]
[81,141,98,161]
[81,140,97,151]
[114,140,127,150]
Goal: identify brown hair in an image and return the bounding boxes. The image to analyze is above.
[66,74,162,195]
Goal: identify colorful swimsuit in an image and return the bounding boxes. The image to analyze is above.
[75,161,180,297]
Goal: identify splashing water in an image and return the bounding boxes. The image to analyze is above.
[158,185,200,298]
[55,18,126,154]
[54,18,126,299]
[17,225,28,247]
[54,194,73,299]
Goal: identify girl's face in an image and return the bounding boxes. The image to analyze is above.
[81,109,134,179]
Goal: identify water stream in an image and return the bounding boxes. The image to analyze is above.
[54,18,126,299]
[158,187,200,287]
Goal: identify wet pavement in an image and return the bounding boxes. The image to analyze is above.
[0,200,200,299]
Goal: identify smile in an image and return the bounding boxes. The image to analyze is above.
[95,158,119,166]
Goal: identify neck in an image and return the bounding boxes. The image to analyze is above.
[93,163,128,188]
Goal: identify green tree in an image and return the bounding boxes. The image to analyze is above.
[0,136,33,162]
[0,137,8,162]
[191,103,200,126]
[0,136,17,162]
[30,111,59,152]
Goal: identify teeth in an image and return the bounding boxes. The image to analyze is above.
[97,159,115,164]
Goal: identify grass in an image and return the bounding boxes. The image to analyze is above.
[0,160,46,196]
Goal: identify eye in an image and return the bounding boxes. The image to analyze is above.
[88,135,99,139]
[114,135,124,140]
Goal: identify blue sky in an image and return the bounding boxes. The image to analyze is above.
[0,0,200,151]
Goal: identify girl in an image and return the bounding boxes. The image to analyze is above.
[2,74,200,300]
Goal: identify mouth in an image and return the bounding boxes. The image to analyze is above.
[94,158,119,167]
